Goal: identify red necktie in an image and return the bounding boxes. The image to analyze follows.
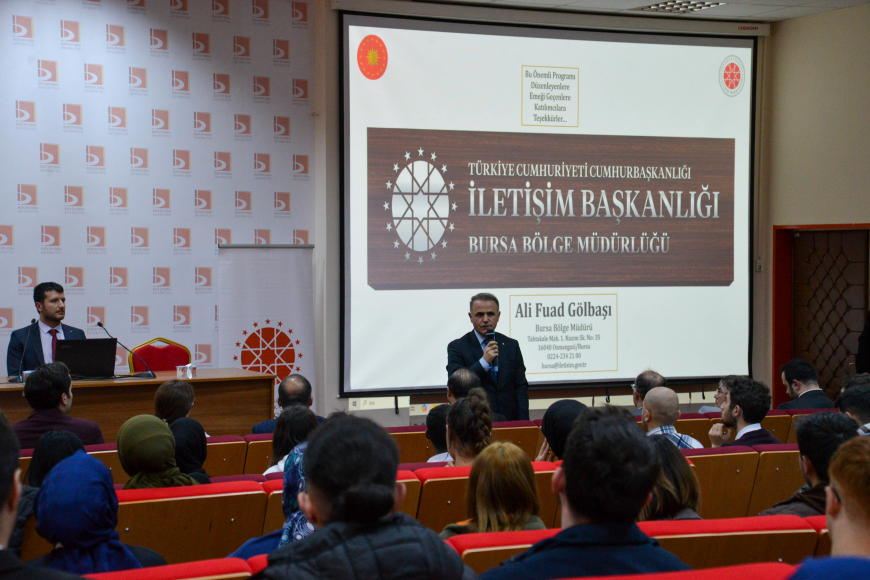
[48,328,58,362]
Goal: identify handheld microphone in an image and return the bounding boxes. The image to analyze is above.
[97,322,156,379]
[12,319,37,384]
[486,330,498,369]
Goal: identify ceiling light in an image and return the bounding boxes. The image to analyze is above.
[633,1,726,14]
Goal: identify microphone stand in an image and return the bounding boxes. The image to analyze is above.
[96,322,156,379]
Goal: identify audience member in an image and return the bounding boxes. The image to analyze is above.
[639,435,702,521]
[856,309,870,374]
[698,375,739,414]
[32,451,165,573]
[632,370,667,417]
[642,387,704,449]
[536,399,586,461]
[481,406,688,580]
[778,359,835,410]
[446,387,492,467]
[787,437,870,579]
[425,404,452,462]
[117,415,198,489]
[252,374,323,434]
[709,376,779,447]
[264,407,319,476]
[0,417,83,579]
[153,380,195,426]
[440,442,544,539]
[838,373,870,397]
[254,415,475,580]
[448,369,506,422]
[168,418,210,484]
[229,440,315,559]
[836,383,870,435]
[12,362,104,449]
[11,431,84,558]
[760,412,858,517]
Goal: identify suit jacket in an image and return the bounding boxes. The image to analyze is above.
[252,414,325,434]
[776,389,835,410]
[447,331,529,421]
[722,426,780,447]
[12,408,105,450]
[857,310,870,374]
[6,322,86,376]
[0,550,84,580]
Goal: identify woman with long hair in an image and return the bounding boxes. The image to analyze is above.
[446,387,492,467]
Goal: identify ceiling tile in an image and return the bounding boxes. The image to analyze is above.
[751,4,841,18]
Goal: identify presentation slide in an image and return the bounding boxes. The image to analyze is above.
[342,14,754,395]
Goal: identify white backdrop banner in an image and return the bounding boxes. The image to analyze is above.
[218,246,315,415]
[0,0,315,375]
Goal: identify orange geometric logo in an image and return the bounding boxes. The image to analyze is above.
[0,226,14,246]
[108,107,127,127]
[38,60,58,82]
[65,267,84,288]
[60,20,80,42]
[236,321,300,381]
[357,35,388,80]
[64,186,84,207]
[255,229,271,245]
[15,101,36,123]
[215,229,231,245]
[195,344,212,364]
[150,28,168,50]
[292,2,308,22]
[194,112,211,132]
[214,73,230,94]
[13,15,34,39]
[193,32,210,54]
[195,267,212,287]
[254,153,270,173]
[153,189,171,209]
[233,36,250,56]
[212,0,230,15]
[87,307,105,327]
[109,267,128,288]
[254,76,270,97]
[153,267,171,287]
[293,229,309,244]
[292,79,308,98]
[152,109,170,130]
[40,144,60,165]
[273,39,289,60]
[130,148,149,168]
[18,185,38,205]
[64,104,83,126]
[87,226,106,247]
[18,267,38,288]
[252,0,269,19]
[234,114,252,135]
[195,190,212,210]
[174,228,191,248]
[84,64,104,86]
[131,306,149,327]
[0,309,14,330]
[131,227,149,247]
[107,24,125,46]
[41,226,61,247]
[86,146,104,167]
[110,187,128,208]
[235,191,252,211]
[274,116,290,136]
[293,155,308,175]
[214,152,231,171]
[274,192,290,212]
[129,67,147,88]
[172,70,189,91]
[173,150,191,170]
[174,305,191,325]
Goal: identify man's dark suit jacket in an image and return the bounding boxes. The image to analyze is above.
[12,409,104,449]
[722,426,780,447]
[0,549,84,579]
[5,322,86,377]
[776,389,835,410]
[447,331,529,421]
[252,414,326,434]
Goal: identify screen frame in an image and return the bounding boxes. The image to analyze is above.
[339,11,757,398]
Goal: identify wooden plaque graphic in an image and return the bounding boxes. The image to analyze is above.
[366,128,734,290]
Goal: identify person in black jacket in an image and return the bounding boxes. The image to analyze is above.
[777,359,835,410]
[253,415,475,580]
[447,293,529,421]
[857,310,870,374]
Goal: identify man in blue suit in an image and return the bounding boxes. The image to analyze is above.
[447,293,529,421]
[6,282,85,378]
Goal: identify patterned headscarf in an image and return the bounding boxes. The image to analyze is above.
[118,415,199,489]
[35,451,142,574]
[278,442,316,547]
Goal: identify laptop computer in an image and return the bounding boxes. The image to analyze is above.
[55,338,117,379]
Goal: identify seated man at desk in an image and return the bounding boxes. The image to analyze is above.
[12,362,104,449]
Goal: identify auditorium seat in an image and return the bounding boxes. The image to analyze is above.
[247,554,269,575]
[673,414,713,448]
[415,465,473,532]
[784,409,837,444]
[265,472,283,481]
[448,516,816,574]
[385,425,433,464]
[682,447,759,519]
[86,444,128,485]
[210,474,267,483]
[565,562,796,580]
[760,410,791,443]
[18,449,32,481]
[492,420,539,458]
[128,337,191,372]
[84,557,253,580]
[531,461,559,528]
[242,434,274,474]
[262,479,285,534]
[398,461,447,471]
[638,515,818,568]
[805,515,831,556]
[202,435,247,477]
[19,516,52,562]
[397,469,423,518]
[115,482,267,564]
[746,444,803,515]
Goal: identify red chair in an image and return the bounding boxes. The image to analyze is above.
[84,557,252,579]
[784,409,839,443]
[398,462,448,471]
[805,515,831,556]
[210,474,267,483]
[566,563,796,580]
[248,554,269,574]
[129,337,191,372]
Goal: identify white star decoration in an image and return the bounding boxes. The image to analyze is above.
[441,240,447,248]
[393,164,399,172]
[451,203,457,211]
[431,152,437,161]
[386,223,392,232]
[418,256,423,264]
[386,180,392,189]
[417,147,424,156]
[383,202,389,210]
[405,252,410,260]
[449,182,455,191]
[431,252,437,260]
[404,152,410,161]
[442,165,447,172]
[393,240,399,248]
[449,223,455,232]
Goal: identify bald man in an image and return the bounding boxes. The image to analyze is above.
[642,387,704,449]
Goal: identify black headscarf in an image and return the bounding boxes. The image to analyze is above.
[541,400,587,459]
[169,418,210,484]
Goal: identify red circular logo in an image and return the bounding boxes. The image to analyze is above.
[237,322,299,385]
[357,35,388,80]
[722,62,741,90]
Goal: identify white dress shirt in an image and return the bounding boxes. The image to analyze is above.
[38,320,64,364]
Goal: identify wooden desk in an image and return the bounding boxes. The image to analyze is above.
[0,369,275,442]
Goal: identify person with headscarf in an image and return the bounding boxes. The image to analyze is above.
[31,450,166,574]
[169,417,210,484]
[117,415,198,489]
[226,441,315,559]
[536,400,587,462]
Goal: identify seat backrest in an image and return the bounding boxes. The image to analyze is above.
[19,516,53,562]
[491,423,539,458]
[673,416,713,448]
[386,426,434,464]
[531,462,558,528]
[130,339,191,372]
[396,470,422,518]
[202,436,247,477]
[639,515,818,569]
[447,529,559,574]
[415,466,473,532]
[681,447,759,519]
[116,482,267,564]
[247,554,269,575]
[785,409,838,443]
[86,445,127,485]
[243,439,274,475]
[262,479,285,535]
[746,444,803,516]
[760,411,791,444]
[85,557,253,580]
[572,562,796,580]
[804,515,831,556]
